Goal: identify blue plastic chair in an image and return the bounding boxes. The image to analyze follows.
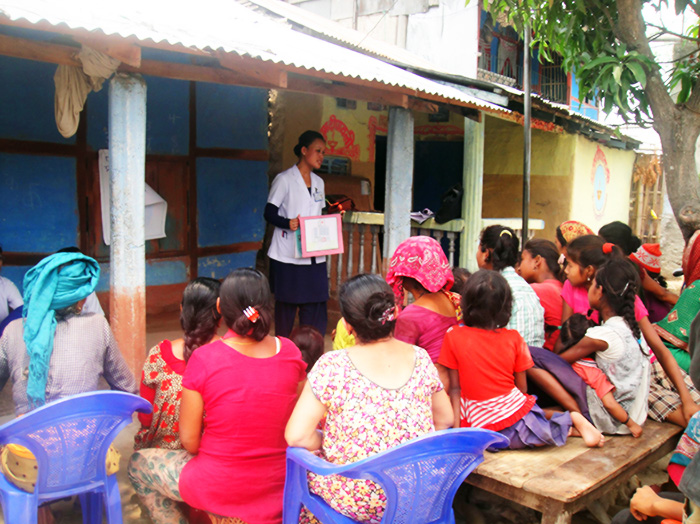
[0,390,151,524]
[283,428,509,524]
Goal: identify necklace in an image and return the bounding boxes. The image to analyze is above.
[222,329,257,345]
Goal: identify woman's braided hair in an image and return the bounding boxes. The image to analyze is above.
[593,259,641,339]
[181,277,222,361]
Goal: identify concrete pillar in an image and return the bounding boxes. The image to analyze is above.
[384,107,414,262]
[460,115,485,272]
[108,73,147,377]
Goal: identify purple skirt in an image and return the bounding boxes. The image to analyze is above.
[498,404,571,449]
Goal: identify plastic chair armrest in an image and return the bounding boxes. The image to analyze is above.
[286,448,364,477]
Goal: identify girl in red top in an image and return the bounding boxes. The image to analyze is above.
[518,238,564,350]
[439,269,604,449]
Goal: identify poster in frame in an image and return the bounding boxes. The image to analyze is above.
[299,214,344,257]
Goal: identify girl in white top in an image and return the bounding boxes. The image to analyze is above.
[559,259,651,435]
[264,131,329,338]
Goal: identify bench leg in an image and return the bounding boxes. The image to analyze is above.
[541,503,572,524]
[586,500,612,524]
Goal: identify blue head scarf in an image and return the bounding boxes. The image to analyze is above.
[22,253,100,407]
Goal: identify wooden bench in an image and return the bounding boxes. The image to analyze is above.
[465,420,682,524]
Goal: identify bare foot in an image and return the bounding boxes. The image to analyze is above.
[627,419,643,438]
[571,412,605,447]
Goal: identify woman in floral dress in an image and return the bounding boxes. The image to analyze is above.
[285,274,453,523]
[134,277,221,450]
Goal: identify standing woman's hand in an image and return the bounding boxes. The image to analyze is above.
[289,215,301,231]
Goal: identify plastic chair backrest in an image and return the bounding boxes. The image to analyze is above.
[286,428,509,523]
[0,391,150,496]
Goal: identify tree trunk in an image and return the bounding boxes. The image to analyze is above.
[654,111,700,243]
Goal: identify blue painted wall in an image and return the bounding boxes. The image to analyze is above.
[198,252,258,280]
[1,50,268,295]
[87,75,190,155]
[196,158,267,248]
[196,83,268,150]
[0,153,79,252]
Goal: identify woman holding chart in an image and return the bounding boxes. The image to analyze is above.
[264,130,329,337]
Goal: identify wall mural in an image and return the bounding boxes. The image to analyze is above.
[320,115,361,160]
[591,145,610,217]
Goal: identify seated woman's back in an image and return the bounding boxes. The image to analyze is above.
[286,274,452,523]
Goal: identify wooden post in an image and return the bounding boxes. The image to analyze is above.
[384,107,414,264]
[108,73,147,378]
[461,115,485,272]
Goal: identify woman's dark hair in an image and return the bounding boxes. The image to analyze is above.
[451,267,471,295]
[219,268,273,341]
[598,221,641,256]
[566,234,623,270]
[339,274,396,343]
[522,238,563,281]
[290,325,324,372]
[479,225,519,271]
[55,303,81,321]
[181,277,222,361]
[594,259,641,339]
[559,313,593,350]
[293,130,325,158]
[460,269,512,329]
[555,225,567,249]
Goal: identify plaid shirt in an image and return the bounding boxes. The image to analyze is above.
[501,267,545,347]
[0,313,136,415]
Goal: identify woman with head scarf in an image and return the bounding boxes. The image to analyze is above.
[0,252,136,414]
[555,220,594,256]
[386,236,460,367]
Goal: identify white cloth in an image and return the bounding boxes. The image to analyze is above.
[0,276,23,325]
[267,165,325,265]
[82,292,104,316]
[54,46,120,138]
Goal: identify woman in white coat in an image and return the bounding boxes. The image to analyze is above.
[264,130,329,337]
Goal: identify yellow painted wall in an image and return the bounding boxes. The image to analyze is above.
[482,116,577,240]
[569,135,636,233]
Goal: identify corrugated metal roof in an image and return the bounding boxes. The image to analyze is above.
[0,0,506,113]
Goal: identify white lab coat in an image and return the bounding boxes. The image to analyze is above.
[267,165,325,265]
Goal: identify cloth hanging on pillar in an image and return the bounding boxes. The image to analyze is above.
[54,46,121,138]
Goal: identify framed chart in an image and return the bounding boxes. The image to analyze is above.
[299,214,344,257]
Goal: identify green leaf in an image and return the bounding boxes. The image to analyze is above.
[613,64,623,85]
[679,75,692,103]
[581,55,617,71]
[676,0,689,15]
[627,61,647,88]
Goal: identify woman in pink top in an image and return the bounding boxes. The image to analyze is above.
[386,236,460,372]
[128,268,307,524]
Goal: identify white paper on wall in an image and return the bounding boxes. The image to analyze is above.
[98,149,168,246]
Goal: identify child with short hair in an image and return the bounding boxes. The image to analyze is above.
[290,325,325,372]
[559,260,651,436]
[439,269,604,449]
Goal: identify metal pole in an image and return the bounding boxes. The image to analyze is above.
[522,21,531,241]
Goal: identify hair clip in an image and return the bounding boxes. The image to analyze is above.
[619,282,630,296]
[380,306,396,325]
[243,306,260,323]
[558,254,566,266]
[602,243,614,254]
[500,229,513,238]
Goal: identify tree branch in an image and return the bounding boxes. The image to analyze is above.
[646,22,700,44]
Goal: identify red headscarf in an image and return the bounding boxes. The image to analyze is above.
[386,236,454,306]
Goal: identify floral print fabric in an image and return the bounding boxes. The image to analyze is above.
[304,346,443,523]
[135,342,185,450]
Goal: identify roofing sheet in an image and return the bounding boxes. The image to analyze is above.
[0,0,505,112]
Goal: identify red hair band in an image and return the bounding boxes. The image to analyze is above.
[602,243,614,254]
[243,306,260,323]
